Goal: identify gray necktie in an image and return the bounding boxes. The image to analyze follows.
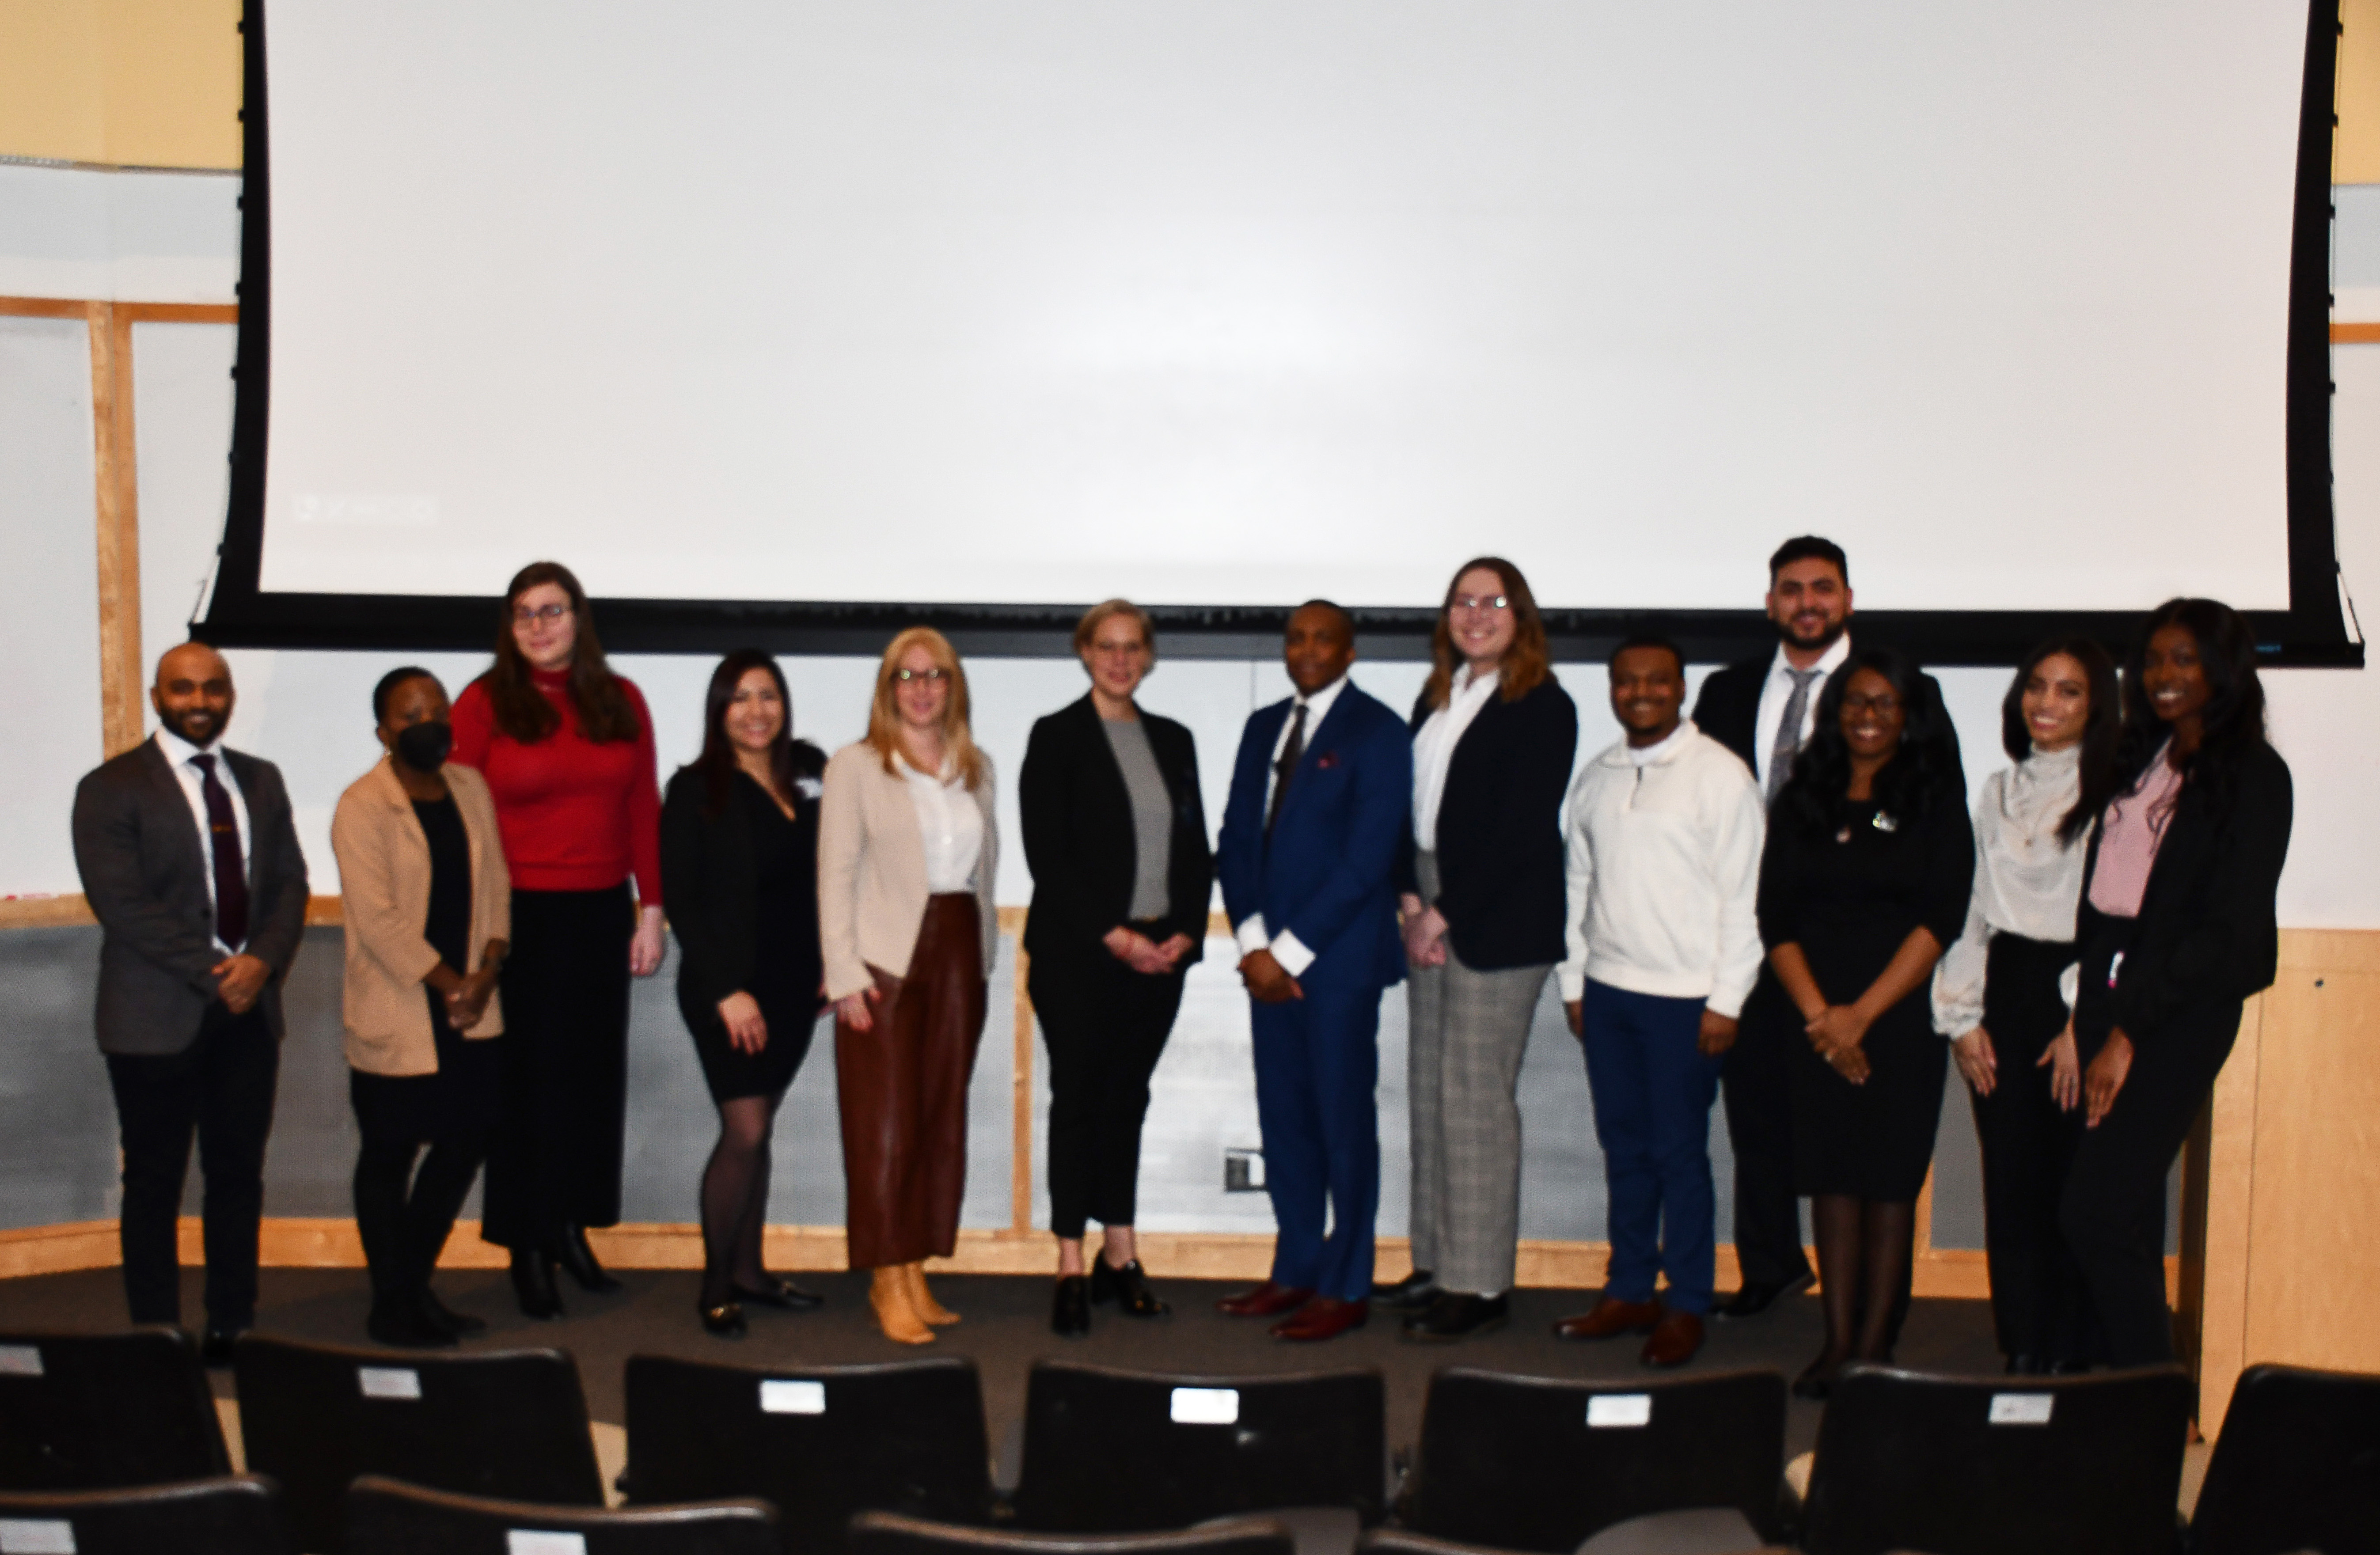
[1766,668,1821,804]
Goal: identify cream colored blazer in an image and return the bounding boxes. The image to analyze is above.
[331,758,510,1074]
[817,741,999,1001]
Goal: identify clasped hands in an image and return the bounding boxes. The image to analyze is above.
[1104,925,1195,978]
[211,953,270,1015]
[424,962,500,1030]
[1802,1004,1872,1083]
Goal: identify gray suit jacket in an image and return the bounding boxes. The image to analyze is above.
[71,738,311,1055]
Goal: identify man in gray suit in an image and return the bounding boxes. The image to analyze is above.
[72,643,308,1361]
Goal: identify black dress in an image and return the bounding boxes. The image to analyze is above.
[670,770,826,1103]
[1756,793,1974,1201]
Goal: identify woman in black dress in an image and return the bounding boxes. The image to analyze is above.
[661,651,830,1338]
[1758,645,1973,1397]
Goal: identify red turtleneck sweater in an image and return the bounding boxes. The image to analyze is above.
[449,668,663,902]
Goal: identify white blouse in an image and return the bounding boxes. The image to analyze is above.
[902,758,983,895]
[1411,664,1500,851]
[1931,743,2088,1037]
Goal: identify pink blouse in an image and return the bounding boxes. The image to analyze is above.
[2087,746,2183,918]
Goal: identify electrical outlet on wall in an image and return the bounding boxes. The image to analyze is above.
[1223,1147,1266,1192]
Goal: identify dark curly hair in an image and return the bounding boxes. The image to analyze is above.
[1999,637,2122,846]
[1779,644,1961,836]
[2116,598,2268,814]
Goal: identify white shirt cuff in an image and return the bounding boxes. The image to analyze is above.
[1556,968,1586,1002]
[1270,929,1316,979]
[1234,915,1271,959]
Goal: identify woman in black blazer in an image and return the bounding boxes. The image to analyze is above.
[2063,599,2291,1366]
[1384,557,1579,1340]
[660,650,829,1339]
[1021,600,1215,1337]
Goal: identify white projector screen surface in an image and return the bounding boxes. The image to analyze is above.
[260,1,2305,612]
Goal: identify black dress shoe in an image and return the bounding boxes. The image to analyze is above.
[2006,1352,2047,1376]
[1716,1270,1815,1320]
[1792,1350,1847,1400]
[1371,1268,1442,1312]
[368,1303,457,1350]
[1052,1275,1091,1338]
[2049,1358,2094,1376]
[699,1301,748,1339]
[415,1286,486,1338]
[199,1327,245,1368]
[554,1226,623,1293]
[1089,1258,1169,1317]
[735,1276,825,1312]
[1402,1291,1509,1342]
[510,1248,565,1320]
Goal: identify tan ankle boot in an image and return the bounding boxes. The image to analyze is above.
[905,1261,960,1326]
[869,1266,934,1345]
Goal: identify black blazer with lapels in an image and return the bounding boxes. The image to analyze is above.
[1019,694,1214,965]
[1393,675,1579,971]
[660,742,828,1015]
[1690,656,1770,774]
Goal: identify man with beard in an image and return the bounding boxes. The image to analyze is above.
[1691,537,1959,1320]
[72,643,309,1362]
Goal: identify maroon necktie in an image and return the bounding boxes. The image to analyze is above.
[190,753,250,951]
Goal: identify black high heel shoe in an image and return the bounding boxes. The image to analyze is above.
[1089,1257,1170,1318]
[509,1249,565,1320]
[1051,1275,1090,1338]
[414,1283,487,1338]
[554,1225,623,1293]
[734,1275,824,1312]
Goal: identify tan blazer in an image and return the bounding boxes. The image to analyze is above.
[818,741,999,1001]
[331,758,511,1075]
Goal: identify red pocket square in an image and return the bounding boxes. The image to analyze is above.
[1316,751,1339,770]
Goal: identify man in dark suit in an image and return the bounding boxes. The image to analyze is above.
[72,642,309,1361]
[1213,601,1411,1342]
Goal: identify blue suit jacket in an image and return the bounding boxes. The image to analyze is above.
[1216,679,1411,993]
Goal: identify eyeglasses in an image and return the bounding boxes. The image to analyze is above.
[1451,594,1510,613]
[1088,640,1149,659]
[893,667,951,684]
[512,603,572,625]
[1841,694,1902,716]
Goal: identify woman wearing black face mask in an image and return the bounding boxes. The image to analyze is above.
[330,667,514,1346]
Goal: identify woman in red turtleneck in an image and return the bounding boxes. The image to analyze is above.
[450,561,664,1318]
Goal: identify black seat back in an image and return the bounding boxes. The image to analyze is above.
[1800,1362,2194,1555]
[2189,1362,2380,1555]
[1401,1366,1788,1550]
[0,1328,230,1490]
[623,1353,995,1555]
[233,1334,604,1555]
[346,1473,778,1555]
[0,1474,288,1555]
[850,1510,1296,1555]
[1010,1361,1386,1532]
[1359,1529,1785,1555]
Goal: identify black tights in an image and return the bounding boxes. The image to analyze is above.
[354,1131,486,1313]
[699,1094,780,1307]
[1807,1194,1916,1381]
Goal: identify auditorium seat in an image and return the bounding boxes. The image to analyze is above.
[1397,1367,1788,1552]
[2186,1362,2380,1555]
[621,1353,996,1555]
[232,1334,605,1555]
[850,1510,1298,1555]
[345,1472,776,1555]
[1008,1361,1386,1534]
[0,1327,232,1491]
[1358,1527,1788,1555]
[0,1474,288,1555]
[1796,1361,2194,1555]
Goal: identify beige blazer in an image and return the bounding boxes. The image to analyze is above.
[817,741,999,1000]
[331,758,510,1075]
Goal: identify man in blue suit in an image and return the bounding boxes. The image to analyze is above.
[1214,600,1411,1342]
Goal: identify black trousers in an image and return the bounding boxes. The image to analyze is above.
[1970,933,2097,1363]
[2063,909,2240,1367]
[481,885,632,1250]
[1029,942,1187,1240]
[1721,975,1812,1288]
[104,1002,278,1330]
[350,1011,498,1310]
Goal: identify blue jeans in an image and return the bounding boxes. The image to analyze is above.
[1579,979,1724,1313]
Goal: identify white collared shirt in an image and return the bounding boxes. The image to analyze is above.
[1411,663,1500,850]
[156,725,252,956]
[1235,673,1351,978]
[901,757,983,894]
[1750,633,1852,794]
[1932,743,2089,1037]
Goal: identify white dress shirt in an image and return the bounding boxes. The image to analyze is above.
[156,724,253,956]
[1235,674,1350,979]
[1410,663,1499,850]
[902,757,983,895]
[1932,743,2088,1036]
[1750,633,1852,794]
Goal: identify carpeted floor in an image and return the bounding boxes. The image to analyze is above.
[0,1264,2004,1465]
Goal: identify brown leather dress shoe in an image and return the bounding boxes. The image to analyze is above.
[1270,1297,1368,1342]
[1216,1281,1316,1318]
[1640,1310,1704,1368]
[1552,1295,1666,1342]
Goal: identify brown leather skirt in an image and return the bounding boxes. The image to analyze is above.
[836,894,987,1270]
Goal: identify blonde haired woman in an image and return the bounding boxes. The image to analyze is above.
[819,627,1000,1343]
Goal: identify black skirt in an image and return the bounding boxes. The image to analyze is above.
[682,983,822,1103]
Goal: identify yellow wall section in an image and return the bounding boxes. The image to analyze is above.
[0,0,239,169]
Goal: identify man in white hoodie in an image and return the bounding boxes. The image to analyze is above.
[1552,632,1766,1366]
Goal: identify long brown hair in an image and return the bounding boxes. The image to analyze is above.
[865,627,987,789]
[1420,555,1553,709]
[478,561,640,744]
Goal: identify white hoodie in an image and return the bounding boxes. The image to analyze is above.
[1556,720,1766,1016]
